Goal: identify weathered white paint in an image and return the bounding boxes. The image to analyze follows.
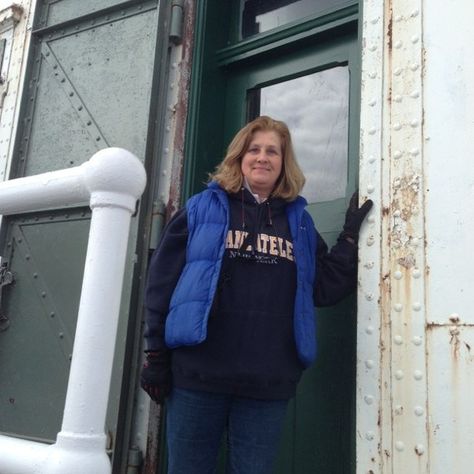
[359,1,474,473]
[0,0,36,182]
[424,2,474,473]
[356,0,384,473]
[0,148,146,474]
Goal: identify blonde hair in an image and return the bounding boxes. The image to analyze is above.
[209,116,305,201]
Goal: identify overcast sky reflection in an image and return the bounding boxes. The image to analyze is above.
[260,66,349,203]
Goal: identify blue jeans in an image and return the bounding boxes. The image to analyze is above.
[166,388,289,474]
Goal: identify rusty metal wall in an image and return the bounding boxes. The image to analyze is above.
[424,1,474,473]
[358,1,474,473]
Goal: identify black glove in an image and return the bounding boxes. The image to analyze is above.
[140,351,172,404]
[340,190,373,242]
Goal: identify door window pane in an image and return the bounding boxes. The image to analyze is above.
[256,66,349,203]
[241,0,350,38]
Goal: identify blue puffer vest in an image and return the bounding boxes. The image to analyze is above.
[165,182,318,367]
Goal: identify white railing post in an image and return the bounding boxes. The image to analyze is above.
[0,148,146,474]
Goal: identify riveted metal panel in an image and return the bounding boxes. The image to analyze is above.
[358,0,429,472]
[38,0,129,28]
[0,209,90,441]
[426,326,474,474]
[357,0,384,472]
[0,1,160,463]
[386,1,428,472]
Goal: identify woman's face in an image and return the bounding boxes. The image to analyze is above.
[241,130,283,198]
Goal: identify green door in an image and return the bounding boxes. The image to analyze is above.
[183,2,360,472]
[224,34,359,474]
[0,0,161,468]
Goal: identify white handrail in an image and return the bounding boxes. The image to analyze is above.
[0,148,146,474]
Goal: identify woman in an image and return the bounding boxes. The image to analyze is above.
[141,116,372,474]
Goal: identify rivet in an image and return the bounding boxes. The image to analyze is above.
[395,441,405,451]
[412,336,422,346]
[410,148,420,156]
[164,147,170,154]
[394,405,403,415]
[393,150,402,159]
[413,268,421,278]
[393,123,402,131]
[368,44,377,52]
[59,332,64,338]
[411,237,420,247]
[410,90,420,99]
[365,359,375,369]
[370,17,379,24]
[410,119,419,128]
[415,444,425,455]
[394,270,402,280]
[368,155,376,164]
[411,35,420,44]
[368,128,377,135]
[96,137,101,141]
[78,105,83,111]
[393,209,401,217]
[367,185,375,194]
[414,406,424,416]
[395,370,404,380]
[61,78,66,83]
[414,370,423,380]
[394,67,402,76]
[368,71,376,79]
[69,92,74,97]
[394,95,402,103]
[365,431,375,441]
[53,64,58,70]
[365,293,374,301]
[18,238,22,243]
[369,99,377,107]
[50,312,55,317]
[364,395,374,405]
[394,303,403,312]
[368,215,375,224]
[25,255,30,260]
[394,335,403,345]
[33,273,38,278]
[410,63,420,71]
[366,235,375,246]
[45,51,50,56]
[364,261,374,269]
[41,291,46,297]
[87,121,92,126]
[394,15,403,22]
[411,9,420,17]
[394,40,403,49]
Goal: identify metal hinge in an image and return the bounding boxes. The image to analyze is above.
[169,0,184,45]
[0,256,14,332]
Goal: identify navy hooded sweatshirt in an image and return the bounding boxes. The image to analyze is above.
[144,188,357,400]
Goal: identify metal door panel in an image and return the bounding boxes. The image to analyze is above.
[0,210,90,441]
[39,0,132,28]
[0,0,159,456]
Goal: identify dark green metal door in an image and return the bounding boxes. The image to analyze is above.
[221,23,360,474]
[0,0,159,462]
